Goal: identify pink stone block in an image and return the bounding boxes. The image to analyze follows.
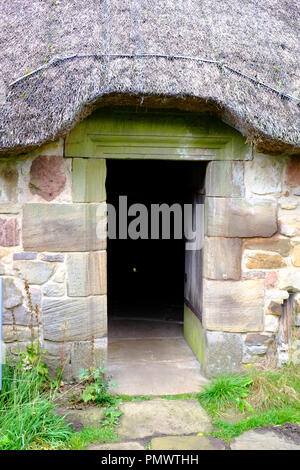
[285,159,300,187]
[266,271,278,289]
[29,155,66,201]
[0,218,19,246]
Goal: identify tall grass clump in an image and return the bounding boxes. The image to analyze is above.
[0,280,73,450]
[0,361,73,450]
[199,364,300,442]
[198,373,253,416]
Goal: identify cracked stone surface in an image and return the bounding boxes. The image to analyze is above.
[230,427,300,450]
[151,435,228,450]
[118,399,212,440]
[87,441,145,450]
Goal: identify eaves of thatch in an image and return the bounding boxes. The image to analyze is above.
[0,0,299,156]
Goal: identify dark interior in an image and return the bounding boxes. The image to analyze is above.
[106,159,206,325]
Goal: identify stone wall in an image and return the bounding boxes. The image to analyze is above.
[0,139,107,380]
[1,132,300,380]
[203,154,300,375]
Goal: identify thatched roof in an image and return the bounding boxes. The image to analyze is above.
[0,0,299,156]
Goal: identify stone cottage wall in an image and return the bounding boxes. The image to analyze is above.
[0,139,107,380]
[203,154,300,375]
[1,135,300,379]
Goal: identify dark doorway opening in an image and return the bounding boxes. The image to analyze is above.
[106,159,206,323]
[106,159,207,394]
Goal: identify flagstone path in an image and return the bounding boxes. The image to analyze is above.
[61,401,300,450]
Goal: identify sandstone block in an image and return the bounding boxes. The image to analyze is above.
[203,279,264,332]
[206,161,244,197]
[244,237,291,257]
[23,203,106,251]
[206,198,277,237]
[52,266,65,283]
[72,158,106,202]
[245,333,274,345]
[67,251,106,297]
[43,296,107,342]
[264,315,280,333]
[0,204,21,214]
[292,245,300,267]
[246,253,286,269]
[266,301,282,316]
[204,237,242,280]
[278,270,300,292]
[245,154,283,195]
[14,261,54,284]
[280,200,298,210]
[279,214,300,237]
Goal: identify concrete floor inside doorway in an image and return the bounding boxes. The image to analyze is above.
[107,309,208,396]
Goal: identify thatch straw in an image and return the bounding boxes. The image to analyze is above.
[0,0,299,156]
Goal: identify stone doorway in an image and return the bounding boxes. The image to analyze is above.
[106,159,207,394]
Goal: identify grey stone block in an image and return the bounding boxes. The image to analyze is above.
[206,161,244,197]
[70,338,107,379]
[3,278,22,309]
[3,287,41,326]
[42,283,65,297]
[203,279,264,332]
[43,296,107,342]
[13,252,37,261]
[23,203,106,252]
[67,251,106,297]
[204,331,244,376]
[205,197,277,237]
[40,254,65,262]
[204,237,242,280]
[14,261,54,284]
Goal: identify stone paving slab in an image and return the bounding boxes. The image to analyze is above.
[108,362,207,395]
[107,337,208,395]
[108,338,198,364]
[151,435,227,450]
[87,441,145,450]
[55,406,104,431]
[118,399,211,440]
[230,428,300,450]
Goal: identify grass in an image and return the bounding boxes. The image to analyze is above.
[198,374,253,416]
[211,407,300,442]
[0,363,123,450]
[68,425,119,450]
[0,364,73,450]
[198,364,300,443]
[117,393,198,402]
